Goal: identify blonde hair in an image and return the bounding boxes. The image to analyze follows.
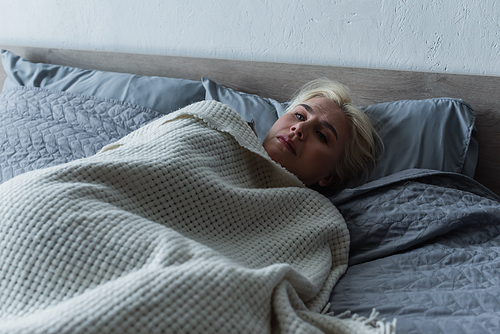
[287,78,381,187]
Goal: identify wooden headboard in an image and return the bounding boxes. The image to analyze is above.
[1,45,499,195]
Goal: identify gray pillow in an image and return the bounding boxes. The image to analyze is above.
[202,77,286,143]
[202,78,478,182]
[364,98,478,182]
[1,49,205,114]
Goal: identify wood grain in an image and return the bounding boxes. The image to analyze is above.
[1,45,499,195]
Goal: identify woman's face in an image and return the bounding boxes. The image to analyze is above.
[263,97,351,187]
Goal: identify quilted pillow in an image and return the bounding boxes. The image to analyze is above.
[202,77,286,142]
[202,79,478,182]
[0,87,163,184]
[1,49,205,114]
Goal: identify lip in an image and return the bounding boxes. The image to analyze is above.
[277,135,296,155]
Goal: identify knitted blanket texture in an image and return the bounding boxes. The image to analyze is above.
[0,100,394,333]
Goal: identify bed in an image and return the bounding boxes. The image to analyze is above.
[0,45,499,334]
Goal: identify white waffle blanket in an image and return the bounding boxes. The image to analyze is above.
[0,101,394,333]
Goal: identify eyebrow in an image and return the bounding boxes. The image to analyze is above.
[299,103,338,139]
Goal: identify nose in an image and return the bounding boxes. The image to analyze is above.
[291,122,306,139]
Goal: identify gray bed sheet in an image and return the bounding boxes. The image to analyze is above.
[328,169,500,334]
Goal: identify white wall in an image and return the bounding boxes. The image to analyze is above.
[1,0,499,75]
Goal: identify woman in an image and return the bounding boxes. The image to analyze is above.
[0,78,385,334]
[264,78,379,191]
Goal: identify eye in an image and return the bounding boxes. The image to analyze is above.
[317,131,327,143]
[295,113,305,121]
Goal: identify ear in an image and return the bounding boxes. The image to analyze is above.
[318,173,338,187]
